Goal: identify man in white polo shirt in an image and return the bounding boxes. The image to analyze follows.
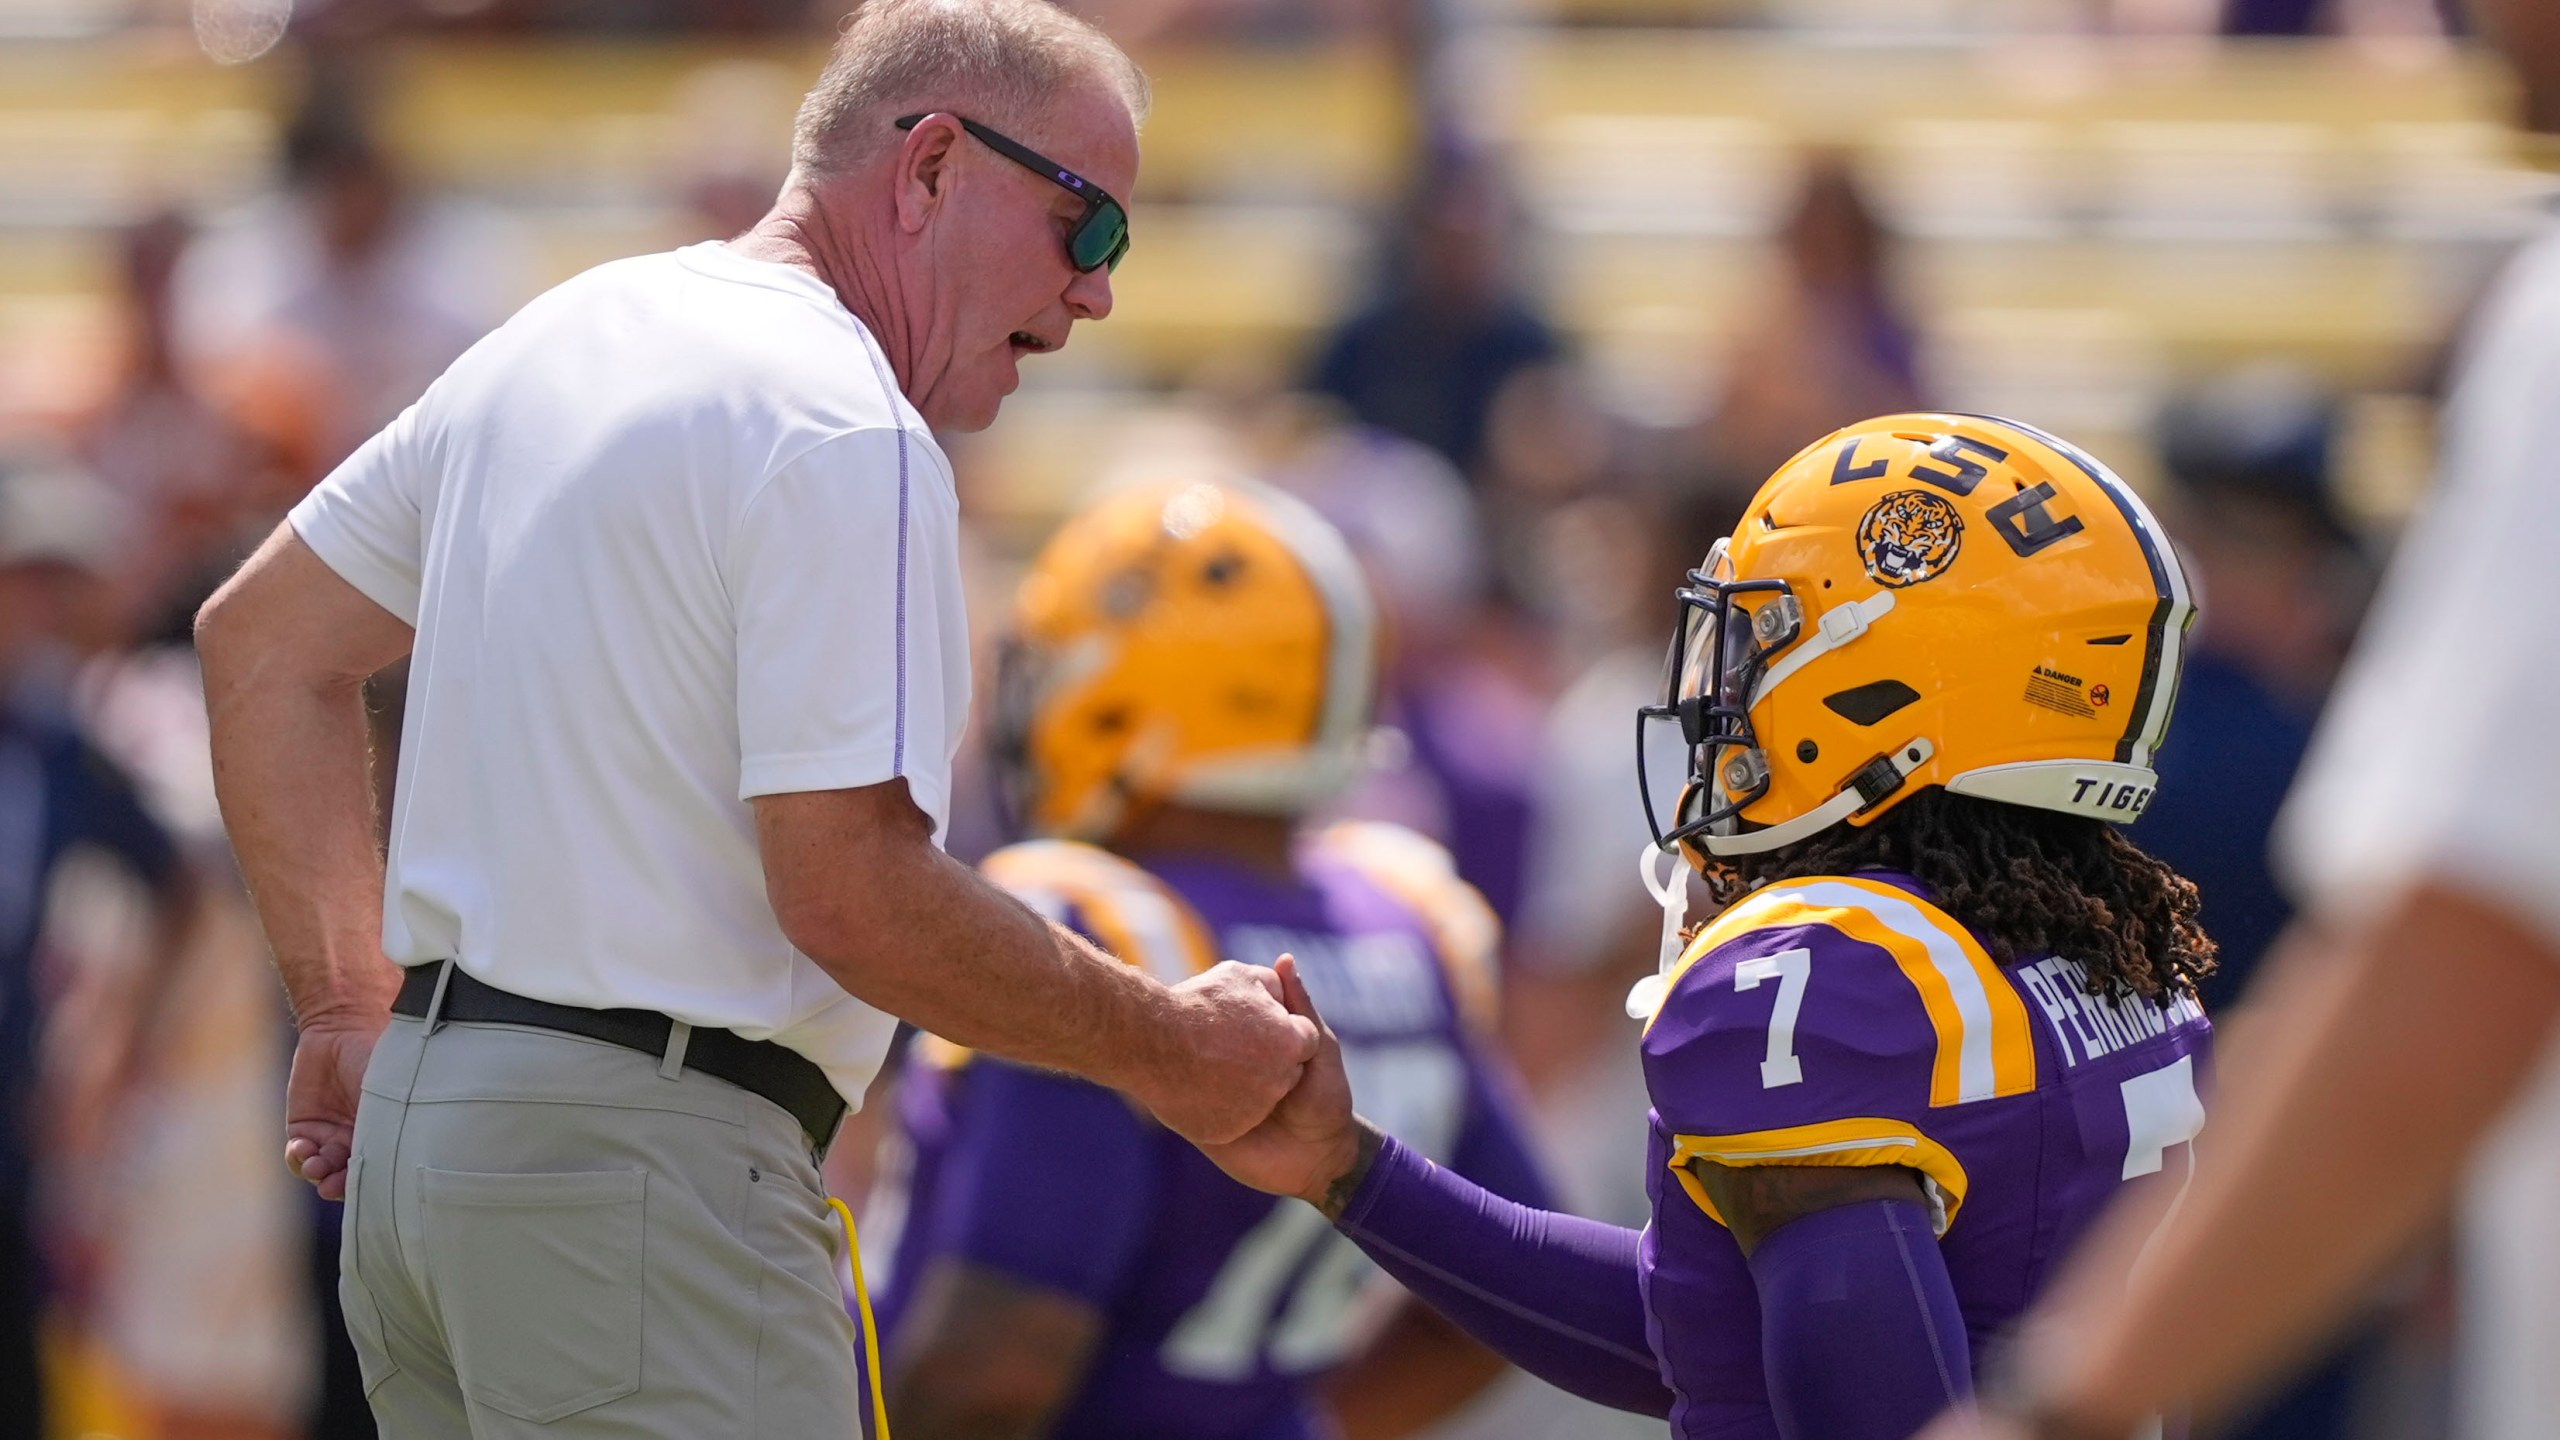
[193,2,1318,1435]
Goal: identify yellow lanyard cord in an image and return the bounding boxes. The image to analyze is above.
[829,1195,894,1440]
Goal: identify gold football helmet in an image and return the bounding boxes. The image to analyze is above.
[995,476,1379,841]
[1640,412,2196,859]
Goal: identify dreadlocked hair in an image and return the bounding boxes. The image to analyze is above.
[1698,788,2215,1005]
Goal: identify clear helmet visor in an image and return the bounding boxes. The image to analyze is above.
[1674,543,1761,717]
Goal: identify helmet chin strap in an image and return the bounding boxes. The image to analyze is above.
[1624,736,1937,1018]
[1626,843,1695,1020]
[1699,737,1935,858]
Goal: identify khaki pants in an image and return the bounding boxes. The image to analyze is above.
[342,1014,867,1438]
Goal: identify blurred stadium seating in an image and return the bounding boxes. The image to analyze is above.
[0,25,2539,527]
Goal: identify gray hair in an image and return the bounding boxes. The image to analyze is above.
[791,0,1149,176]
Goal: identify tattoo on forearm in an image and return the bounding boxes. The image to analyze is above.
[1319,1123,1385,1222]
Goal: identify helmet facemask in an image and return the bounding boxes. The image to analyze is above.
[1637,539,1807,855]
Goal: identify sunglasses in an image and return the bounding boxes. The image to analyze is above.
[895,113,1132,274]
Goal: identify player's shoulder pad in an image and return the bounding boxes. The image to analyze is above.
[1305,820,1501,1033]
[980,840,1220,987]
[1646,873,2037,1111]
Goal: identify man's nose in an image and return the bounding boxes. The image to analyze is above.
[1065,263,1114,323]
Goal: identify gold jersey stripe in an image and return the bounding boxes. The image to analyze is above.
[1651,875,2035,1106]
[1668,1117,1971,1232]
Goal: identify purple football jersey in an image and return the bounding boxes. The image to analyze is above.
[1638,870,2212,1438]
[870,825,1550,1440]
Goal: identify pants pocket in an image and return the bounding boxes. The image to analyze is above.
[337,1156,403,1398]
[419,1167,646,1424]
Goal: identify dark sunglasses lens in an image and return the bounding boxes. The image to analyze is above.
[1073,202,1129,273]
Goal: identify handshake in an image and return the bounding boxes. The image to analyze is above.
[1119,956,1372,1213]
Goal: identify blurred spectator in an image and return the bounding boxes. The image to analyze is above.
[77,212,281,645]
[668,61,794,244]
[2138,365,2371,1016]
[0,460,199,1440]
[2107,0,2459,38]
[1317,474,1548,930]
[1063,0,1411,46]
[173,61,526,482]
[1474,360,1631,609]
[1311,150,1563,480]
[1684,151,1922,500]
[2222,0,2457,36]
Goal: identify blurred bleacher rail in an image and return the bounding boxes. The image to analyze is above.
[0,7,2544,526]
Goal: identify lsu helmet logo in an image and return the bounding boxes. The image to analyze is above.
[1857,490,1964,588]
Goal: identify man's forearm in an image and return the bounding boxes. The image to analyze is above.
[2015,884,2560,1432]
[774,814,1173,1092]
[203,651,399,1030]
[759,782,1313,1143]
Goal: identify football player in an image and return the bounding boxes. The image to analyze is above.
[865,476,1553,1440]
[1203,413,2219,1440]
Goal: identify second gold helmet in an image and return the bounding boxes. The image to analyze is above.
[995,476,1379,841]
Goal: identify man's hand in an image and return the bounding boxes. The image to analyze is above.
[1195,957,1369,1214]
[1127,959,1322,1147]
[285,1021,382,1201]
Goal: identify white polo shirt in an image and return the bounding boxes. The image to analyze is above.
[2274,215,2560,1440]
[289,242,970,1104]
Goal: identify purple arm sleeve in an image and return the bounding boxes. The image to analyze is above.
[1750,1199,1971,1440]
[1335,1136,1674,1417]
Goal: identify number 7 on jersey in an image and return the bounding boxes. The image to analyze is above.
[1735,948,1811,1088]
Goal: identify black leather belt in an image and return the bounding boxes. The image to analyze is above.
[392,963,847,1155]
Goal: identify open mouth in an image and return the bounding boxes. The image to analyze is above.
[1009,331,1055,356]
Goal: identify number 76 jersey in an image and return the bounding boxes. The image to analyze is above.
[868,823,1551,1440]
[1636,870,2213,1437]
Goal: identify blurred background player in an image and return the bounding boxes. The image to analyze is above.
[1203,413,2217,1440]
[866,476,1554,1440]
[0,457,204,1440]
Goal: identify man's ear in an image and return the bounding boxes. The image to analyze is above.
[893,115,963,237]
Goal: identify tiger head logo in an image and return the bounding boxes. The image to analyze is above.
[1856,490,1964,588]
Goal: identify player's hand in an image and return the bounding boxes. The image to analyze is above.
[1134,959,1322,1147]
[1195,956,1366,1213]
[284,1020,381,1201]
